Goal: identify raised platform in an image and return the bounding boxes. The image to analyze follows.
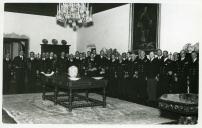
[3,93,174,124]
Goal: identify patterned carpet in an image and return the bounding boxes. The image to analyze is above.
[2,93,174,124]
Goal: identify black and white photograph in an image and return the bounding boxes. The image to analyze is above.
[0,0,201,127]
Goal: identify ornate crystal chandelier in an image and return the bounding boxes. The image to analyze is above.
[56,3,93,31]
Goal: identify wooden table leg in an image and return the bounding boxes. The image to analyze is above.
[54,86,58,105]
[68,89,72,112]
[103,87,106,108]
[42,84,46,100]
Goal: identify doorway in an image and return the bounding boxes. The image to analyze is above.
[3,33,29,59]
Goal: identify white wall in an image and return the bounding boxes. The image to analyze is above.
[76,2,202,53]
[4,12,77,54]
[4,2,202,54]
[77,4,130,53]
[160,1,202,53]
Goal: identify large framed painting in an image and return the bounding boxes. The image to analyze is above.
[130,4,160,51]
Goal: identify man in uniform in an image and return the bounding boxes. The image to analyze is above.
[135,50,149,104]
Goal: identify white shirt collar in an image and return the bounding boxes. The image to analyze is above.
[158,56,162,59]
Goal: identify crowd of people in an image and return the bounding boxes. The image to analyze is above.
[3,48,199,105]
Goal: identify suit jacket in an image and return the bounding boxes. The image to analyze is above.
[56,57,67,74]
[96,55,107,68]
[146,58,159,78]
[13,56,27,70]
[136,57,149,78]
[177,58,189,78]
[27,58,38,74]
[188,59,199,79]
[159,58,173,76]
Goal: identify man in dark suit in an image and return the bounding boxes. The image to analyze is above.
[158,50,173,97]
[86,53,98,77]
[27,52,39,92]
[13,50,27,93]
[73,51,80,69]
[3,53,12,94]
[107,54,118,97]
[146,51,159,103]
[188,51,199,94]
[116,55,125,99]
[156,49,164,67]
[96,50,107,77]
[67,54,75,69]
[39,52,48,73]
[56,52,67,75]
[177,50,189,93]
[46,52,55,74]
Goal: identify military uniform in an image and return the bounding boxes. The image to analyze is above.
[136,57,149,103]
